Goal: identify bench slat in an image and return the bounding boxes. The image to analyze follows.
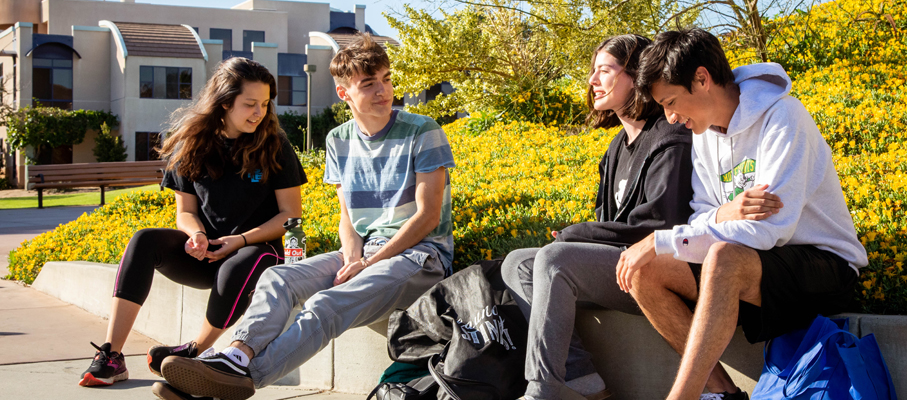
[29,166,164,179]
[31,179,162,190]
[30,171,162,182]
[28,160,165,172]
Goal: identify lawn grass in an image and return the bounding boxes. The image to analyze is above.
[0,185,162,209]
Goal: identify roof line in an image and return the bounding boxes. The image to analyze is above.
[309,32,339,53]
[99,20,128,58]
[26,42,82,59]
[181,24,207,62]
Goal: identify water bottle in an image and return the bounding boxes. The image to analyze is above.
[283,218,306,264]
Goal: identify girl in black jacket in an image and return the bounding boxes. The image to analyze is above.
[503,34,694,400]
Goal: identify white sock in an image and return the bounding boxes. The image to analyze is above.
[220,346,250,367]
[566,373,607,396]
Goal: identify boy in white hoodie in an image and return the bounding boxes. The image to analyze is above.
[614,28,868,400]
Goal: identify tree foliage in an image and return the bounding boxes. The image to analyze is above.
[664,0,819,63]
[386,0,695,124]
[5,107,119,163]
[92,122,128,162]
[0,73,13,127]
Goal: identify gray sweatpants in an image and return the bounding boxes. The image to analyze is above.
[501,242,642,399]
[231,239,446,388]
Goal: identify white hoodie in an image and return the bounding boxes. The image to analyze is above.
[653,63,868,272]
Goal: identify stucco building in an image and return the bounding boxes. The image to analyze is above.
[0,0,399,188]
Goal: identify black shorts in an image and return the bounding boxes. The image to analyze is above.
[687,245,857,343]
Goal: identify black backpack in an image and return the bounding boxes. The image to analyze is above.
[380,259,529,400]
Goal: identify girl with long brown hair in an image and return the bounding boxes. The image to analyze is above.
[78,57,306,388]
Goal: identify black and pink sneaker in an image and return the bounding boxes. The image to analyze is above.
[79,342,128,386]
[147,341,199,377]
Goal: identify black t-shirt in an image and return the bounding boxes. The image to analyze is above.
[612,134,638,210]
[161,135,307,239]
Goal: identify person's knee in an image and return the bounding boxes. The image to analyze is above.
[501,252,528,286]
[502,248,537,285]
[701,242,761,297]
[702,242,750,281]
[256,266,289,292]
[628,256,682,300]
[535,243,575,279]
[129,227,171,246]
[628,264,660,299]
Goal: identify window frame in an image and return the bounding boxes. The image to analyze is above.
[278,74,307,106]
[242,30,265,52]
[210,28,233,51]
[139,66,192,100]
[32,45,74,110]
[134,131,162,161]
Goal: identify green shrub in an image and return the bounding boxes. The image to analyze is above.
[92,122,128,162]
[278,101,352,150]
[5,107,118,164]
[331,101,352,125]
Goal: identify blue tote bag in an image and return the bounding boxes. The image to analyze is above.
[752,315,898,400]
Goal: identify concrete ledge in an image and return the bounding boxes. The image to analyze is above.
[32,261,907,396]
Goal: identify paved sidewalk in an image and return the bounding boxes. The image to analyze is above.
[0,207,362,399]
[0,205,97,272]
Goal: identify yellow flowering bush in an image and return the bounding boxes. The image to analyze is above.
[7,0,906,314]
[5,123,618,286]
[498,78,588,126]
[6,190,176,283]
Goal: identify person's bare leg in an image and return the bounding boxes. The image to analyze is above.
[630,254,737,394]
[105,297,141,353]
[666,242,762,400]
[194,320,227,351]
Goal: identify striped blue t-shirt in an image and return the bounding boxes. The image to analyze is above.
[324,110,456,273]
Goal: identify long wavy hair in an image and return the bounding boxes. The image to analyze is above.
[159,57,284,183]
[585,34,663,129]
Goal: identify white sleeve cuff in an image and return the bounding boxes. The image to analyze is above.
[654,230,675,255]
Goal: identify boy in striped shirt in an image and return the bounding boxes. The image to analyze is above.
[157,33,455,400]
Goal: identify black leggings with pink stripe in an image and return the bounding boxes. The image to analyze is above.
[113,228,283,329]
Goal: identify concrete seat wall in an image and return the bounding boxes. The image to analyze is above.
[32,261,907,397]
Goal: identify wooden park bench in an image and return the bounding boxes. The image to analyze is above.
[27,160,166,208]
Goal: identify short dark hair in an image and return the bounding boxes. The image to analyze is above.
[636,28,734,99]
[330,33,390,87]
[586,34,662,129]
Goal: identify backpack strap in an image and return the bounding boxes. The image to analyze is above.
[428,353,462,400]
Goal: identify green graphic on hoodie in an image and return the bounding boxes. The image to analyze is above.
[719,158,756,201]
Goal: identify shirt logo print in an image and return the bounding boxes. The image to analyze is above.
[247,169,262,183]
[718,158,756,201]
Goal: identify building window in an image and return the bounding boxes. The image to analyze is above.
[140,66,192,99]
[278,75,306,106]
[210,28,232,51]
[32,44,73,110]
[243,30,265,52]
[0,63,3,103]
[135,132,162,161]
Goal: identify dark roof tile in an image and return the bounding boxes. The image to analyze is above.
[113,22,203,59]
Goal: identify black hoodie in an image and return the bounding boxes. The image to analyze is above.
[555,115,694,247]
